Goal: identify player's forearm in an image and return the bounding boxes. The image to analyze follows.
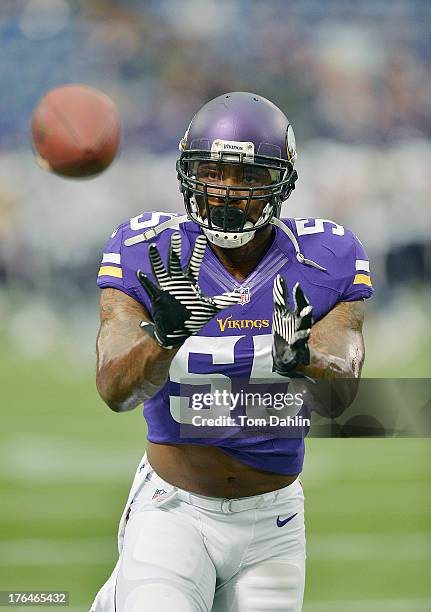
[296,346,362,417]
[96,331,177,412]
[298,340,363,380]
[296,302,365,417]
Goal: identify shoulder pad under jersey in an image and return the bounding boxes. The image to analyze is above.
[97,211,196,312]
[278,217,373,301]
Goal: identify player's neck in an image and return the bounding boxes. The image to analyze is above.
[209,226,274,282]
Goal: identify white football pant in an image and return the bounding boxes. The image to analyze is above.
[90,455,305,612]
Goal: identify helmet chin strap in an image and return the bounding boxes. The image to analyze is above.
[203,222,256,249]
[192,196,273,249]
[203,204,255,248]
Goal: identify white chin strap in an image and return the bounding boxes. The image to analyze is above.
[191,196,272,249]
[203,221,256,249]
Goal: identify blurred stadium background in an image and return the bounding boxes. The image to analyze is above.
[0,1,430,610]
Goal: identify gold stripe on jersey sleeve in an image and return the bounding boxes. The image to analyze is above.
[353,273,372,286]
[98,265,123,279]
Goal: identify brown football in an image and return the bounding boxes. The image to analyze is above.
[31,84,121,178]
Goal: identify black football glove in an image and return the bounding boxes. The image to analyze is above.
[272,275,313,377]
[137,232,241,349]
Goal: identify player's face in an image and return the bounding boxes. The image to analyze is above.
[194,162,273,224]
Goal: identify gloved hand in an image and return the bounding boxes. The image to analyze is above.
[272,275,313,376]
[137,232,241,349]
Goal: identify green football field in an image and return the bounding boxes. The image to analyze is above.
[1,337,430,611]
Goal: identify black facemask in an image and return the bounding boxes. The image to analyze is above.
[209,205,247,231]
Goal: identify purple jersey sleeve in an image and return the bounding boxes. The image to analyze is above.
[284,218,373,306]
[339,231,373,302]
[96,219,154,312]
[96,212,189,314]
[97,223,127,292]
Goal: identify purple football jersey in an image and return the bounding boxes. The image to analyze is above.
[97,212,373,475]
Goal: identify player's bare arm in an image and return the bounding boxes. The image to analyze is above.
[298,299,365,417]
[96,288,177,412]
[305,299,365,378]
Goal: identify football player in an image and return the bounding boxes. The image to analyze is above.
[90,92,373,612]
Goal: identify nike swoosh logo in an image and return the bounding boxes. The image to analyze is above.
[276,513,298,527]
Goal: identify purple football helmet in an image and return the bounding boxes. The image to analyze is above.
[176,92,298,248]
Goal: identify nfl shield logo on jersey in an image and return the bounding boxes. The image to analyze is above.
[239,286,251,305]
